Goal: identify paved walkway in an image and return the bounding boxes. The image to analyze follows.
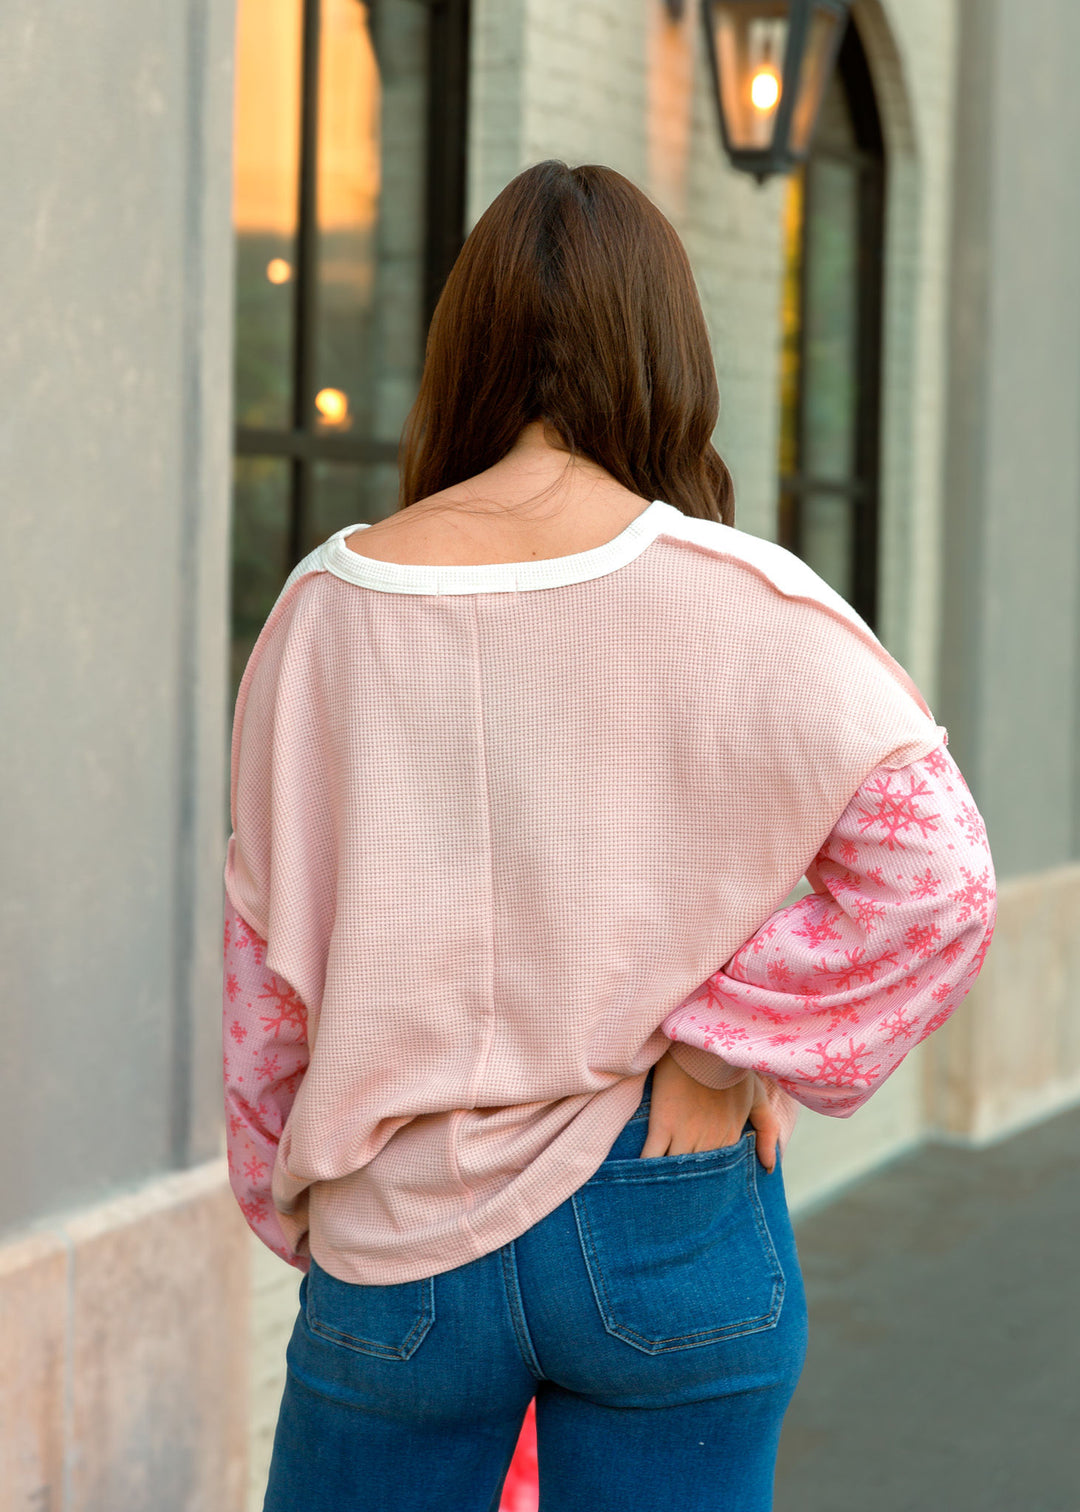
[774,1100,1080,1512]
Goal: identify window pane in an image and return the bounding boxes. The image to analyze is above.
[314,0,428,445]
[800,491,854,599]
[231,458,293,701]
[305,461,398,556]
[801,152,858,482]
[233,0,303,430]
[710,4,789,152]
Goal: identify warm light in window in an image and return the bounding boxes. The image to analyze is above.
[266,257,292,284]
[315,387,349,425]
[751,68,780,112]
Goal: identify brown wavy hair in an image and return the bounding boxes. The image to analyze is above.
[398,160,734,524]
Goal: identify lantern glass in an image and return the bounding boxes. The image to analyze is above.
[711,2,791,152]
[790,5,844,152]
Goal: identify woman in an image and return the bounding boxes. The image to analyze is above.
[223,161,996,1511]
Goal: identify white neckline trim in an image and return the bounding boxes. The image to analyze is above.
[320,498,679,595]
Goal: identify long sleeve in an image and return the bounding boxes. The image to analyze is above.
[222,891,311,1272]
[662,737,996,1124]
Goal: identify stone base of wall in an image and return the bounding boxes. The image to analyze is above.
[0,1160,249,1512]
[925,862,1080,1144]
[248,1234,302,1512]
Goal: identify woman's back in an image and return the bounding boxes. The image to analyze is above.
[224,494,949,1284]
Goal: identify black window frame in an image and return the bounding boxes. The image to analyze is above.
[233,0,472,571]
[778,20,886,628]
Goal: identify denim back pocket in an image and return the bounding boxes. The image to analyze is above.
[304,1256,435,1361]
[571,1133,785,1354]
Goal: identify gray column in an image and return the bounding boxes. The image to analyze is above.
[940,0,1080,878]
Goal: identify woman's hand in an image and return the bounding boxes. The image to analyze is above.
[639,1050,779,1173]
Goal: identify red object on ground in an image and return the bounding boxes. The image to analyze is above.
[499,1398,539,1512]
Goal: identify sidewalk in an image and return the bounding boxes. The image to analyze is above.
[774,1099,1080,1512]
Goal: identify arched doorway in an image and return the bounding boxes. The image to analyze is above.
[777,18,885,627]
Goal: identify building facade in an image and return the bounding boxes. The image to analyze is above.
[3,0,1079,1506]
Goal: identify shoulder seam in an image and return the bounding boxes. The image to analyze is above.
[651,521,935,722]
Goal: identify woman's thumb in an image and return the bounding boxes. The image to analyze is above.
[749,1073,780,1174]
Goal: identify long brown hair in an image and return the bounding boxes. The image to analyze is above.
[398,161,734,524]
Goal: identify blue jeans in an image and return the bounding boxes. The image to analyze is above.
[263,1066,808,1511]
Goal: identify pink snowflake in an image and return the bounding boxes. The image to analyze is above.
[950,867,994,925]
[909,868,940,900]
[696,974,757,1011]
[941,938,964,965]
[256,1052,282,1083]
[957,802,988,848]
[240,1196,269,1224]
[855,771,941,851]
[881,1006,917,1044]
[925,746,950,777]
[903,921,942,959]
[917,1005,954,1042]
[766,958,792,988]
[754,1003,796,1024]
[769,1031,801,1045]
[837,838,859,866]
[258,978,307,1039]
[699,1024,750,1052]
[813,946,899,993]
[793,909,843,950]
[930,980,952,1004]
[233,915,267,966]
[225,972,240,1003]
[825,1001,863,1032]
[809,1036,882,1088]
[243,1154,268,1182]
[854,898,886,930]
[229,1020,248,1044]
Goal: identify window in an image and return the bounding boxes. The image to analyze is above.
[230,0,470,697]
[777,21,884,626]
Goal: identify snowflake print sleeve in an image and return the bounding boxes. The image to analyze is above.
[223,890,311,1272]
[661,737,996,1119]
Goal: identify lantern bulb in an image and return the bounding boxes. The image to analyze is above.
[750,69,780,112]
[315,387,349,425]
[266,257,292,285]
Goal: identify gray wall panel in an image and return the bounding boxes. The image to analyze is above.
[0,0,234,1230]
[942,0,1080,877]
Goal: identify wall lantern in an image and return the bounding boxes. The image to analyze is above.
[698,0,852,181]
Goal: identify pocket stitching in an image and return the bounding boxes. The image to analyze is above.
[571,1143,786,1353]
[304,1263,436,1361]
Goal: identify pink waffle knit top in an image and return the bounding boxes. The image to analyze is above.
[222,498,995,1284]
